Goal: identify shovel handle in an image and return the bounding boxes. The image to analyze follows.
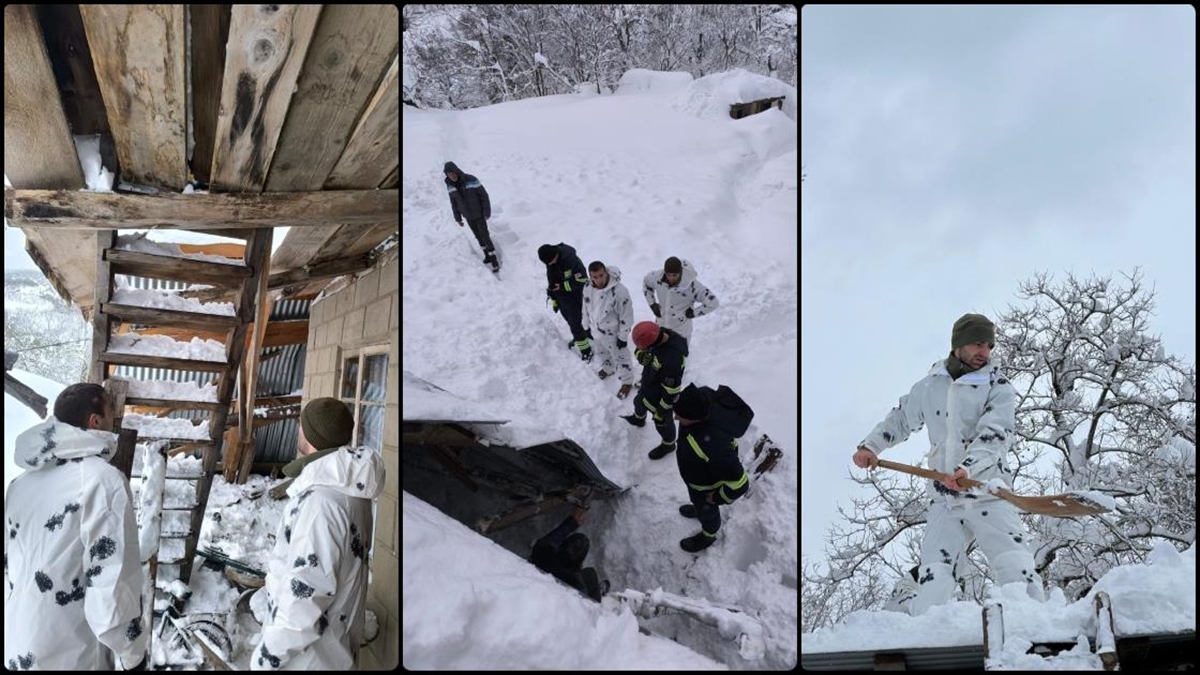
[874,458,987,491]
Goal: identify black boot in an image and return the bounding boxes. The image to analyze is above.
[648,441,676,460]
[621,414,646,428]
[678,504,698,518]
[680,531,716,552]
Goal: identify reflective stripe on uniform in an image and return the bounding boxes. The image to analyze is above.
[662,381,684,395]
[659,398,673,409]
[642,398,658,413]
[652,356,662,370]
[687,434,709,462]
[564,281,571,292]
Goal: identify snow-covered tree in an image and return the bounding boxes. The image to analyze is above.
[803,269,1196,630]
[402,4,797,109]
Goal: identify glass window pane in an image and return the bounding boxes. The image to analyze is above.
[363,354,389,402]
[342,357,359,398]
[358,403,384,451]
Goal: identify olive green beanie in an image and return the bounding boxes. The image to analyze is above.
[300,397,354,451]
[951,313,995,349]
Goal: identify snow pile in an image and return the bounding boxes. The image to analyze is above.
[122,413,211,440]
[197,473,288,573]
[615,68,694,95]
[112,276,236,316]
[116,232,244,266]
[670,68,796,122]
[109,331,227,362]
[73,134,114,191]
[402,491,729,670]
[402,371,508,423]
[120,376,219,402]
[802,542,1196,657]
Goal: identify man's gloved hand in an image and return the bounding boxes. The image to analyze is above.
[634,349,650,366]
[616,338,627,350]
[685,308,695,319]
[650,303,662,318]
[550,299,559,313]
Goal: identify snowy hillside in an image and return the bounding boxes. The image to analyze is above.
[402,68,798,669]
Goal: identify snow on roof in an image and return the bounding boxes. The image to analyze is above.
[615,68,694,95]
[402,370,509,424]
[402,490,729,670]
[803,541,1196,655]
[670,68,796,122]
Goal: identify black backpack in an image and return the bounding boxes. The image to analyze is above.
[704,384,755,438]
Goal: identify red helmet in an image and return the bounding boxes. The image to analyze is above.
[632,321,661,350]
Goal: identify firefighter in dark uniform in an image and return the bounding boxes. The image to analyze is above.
[539,243,593,361]
[622,321,688,460]
[672,384,751,552]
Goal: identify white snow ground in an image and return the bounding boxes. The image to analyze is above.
[802,542,1197,669]
[402,68,798,669]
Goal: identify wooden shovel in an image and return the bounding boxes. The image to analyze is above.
[874,459,1111,517]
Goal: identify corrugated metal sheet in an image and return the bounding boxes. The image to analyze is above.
[115,276,307,465]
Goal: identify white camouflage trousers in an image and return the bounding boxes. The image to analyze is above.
[591,331,635,385]
[900,492,1044,616]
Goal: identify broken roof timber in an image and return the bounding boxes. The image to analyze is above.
[5,188,398,230]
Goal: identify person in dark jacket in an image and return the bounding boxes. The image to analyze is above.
[539,243,592,361]
[444,161,497,269]
[529,506,603,602]
[672,384,750,552]
[622,322,688,460]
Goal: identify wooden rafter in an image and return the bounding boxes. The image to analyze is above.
[210,5,322,192]
[5,188,399,230]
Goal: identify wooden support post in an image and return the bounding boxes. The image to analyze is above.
[90,231,116,383]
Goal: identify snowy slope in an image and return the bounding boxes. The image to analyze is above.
[403,491,729,670]
[402,69,798,669]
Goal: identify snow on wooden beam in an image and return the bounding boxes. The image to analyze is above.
[5,188,398,230]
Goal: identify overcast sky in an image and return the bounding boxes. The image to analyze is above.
[801,6,1195,564]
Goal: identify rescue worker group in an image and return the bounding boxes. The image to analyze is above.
[537,242,754,554]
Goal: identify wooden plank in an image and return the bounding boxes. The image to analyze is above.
[210,5,322,192]
[4,373,49,418]
[189,5,232,183]
[266,5,399,191]
[325,55,399,189]
[4,5,86,189]
[90,231,116,383]
[100,351,230,373]
[379,165,398,189]
[124,397,227,412]
[311,224,374,264]
[35,5,112,137]
[177,242,245,259]
[268,223,340,270]
[102,303,241,332]
[6,188,398,229]
[79,5,187,191]
[105,248,251,286]
[342,223,398,258]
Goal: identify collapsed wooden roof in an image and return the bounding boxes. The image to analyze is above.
[4,5,399,308]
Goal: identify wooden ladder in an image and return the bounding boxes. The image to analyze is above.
[90,228,272,588]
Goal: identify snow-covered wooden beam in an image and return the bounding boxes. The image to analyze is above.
[4,188,399,229]
[4,373,48,419]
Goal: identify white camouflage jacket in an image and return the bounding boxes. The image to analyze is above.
[5,417,148,670]
[642,259,719,340]
[253,445,384,670]
[860,359,1018,499]
[582,266,634,342]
